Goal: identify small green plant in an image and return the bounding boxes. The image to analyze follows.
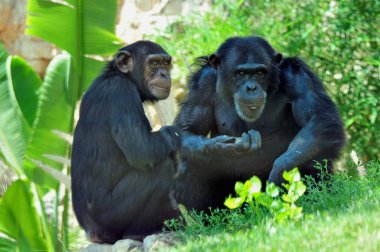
[224,168,306,223]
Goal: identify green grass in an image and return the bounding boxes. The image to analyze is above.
[173,210,380,252]
[166,161,380,251]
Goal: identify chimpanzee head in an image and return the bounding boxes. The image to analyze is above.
[209,36,282,122]
[114,40,172,100]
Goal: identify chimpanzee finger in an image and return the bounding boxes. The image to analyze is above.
[212,135,236,144]
[205,135,235,152]
[233,132,250,152]
[248,130,261,151]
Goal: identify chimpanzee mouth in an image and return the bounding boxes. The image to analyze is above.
[150,82,171,91]
[234,102,265,122]
[149,78,171,90]
[150,85,171,100]
[154,86,171,91]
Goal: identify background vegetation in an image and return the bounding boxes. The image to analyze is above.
[153,0,380,163]
[0,0,379,251]
[150,1,380,250]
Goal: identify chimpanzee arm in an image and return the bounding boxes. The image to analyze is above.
[111,86,180,171]
[269,58,345,184]
[174,63,240,162]
[175,96,238,161]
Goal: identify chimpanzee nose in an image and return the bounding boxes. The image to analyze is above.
[159,69,169,79]
[246,83,258,92]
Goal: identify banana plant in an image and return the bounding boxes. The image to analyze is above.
[27,0,122,96]
[0,44,41,176]
[0,43,71,251]
[0,0,122,250]
[0,179,49,252]
[25,0,122,189]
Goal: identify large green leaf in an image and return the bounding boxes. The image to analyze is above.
[0,45,30,174]
[26,0,122,96]
[6,56,42,127]
[24,54,74,188]
[0,180,48,252]
[24,0,122,188]
[26,0,120,55]
[82,56,105,91]
[0,235,16,252]
[24,0,122,187]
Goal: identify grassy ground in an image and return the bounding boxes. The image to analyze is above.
[167,161,380,252]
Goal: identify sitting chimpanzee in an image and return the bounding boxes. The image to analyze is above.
[173,36,345,211]
[71,41,181,243]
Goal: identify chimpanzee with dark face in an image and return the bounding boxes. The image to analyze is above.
[173,36,345,211]
[71,41,181,244]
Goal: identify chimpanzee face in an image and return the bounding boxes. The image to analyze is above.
[114,44,172,100]
[209,38,281,122]
[144,54,172,100]
[229,62,269,122]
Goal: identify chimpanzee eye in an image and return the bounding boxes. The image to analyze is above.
[256,70,265,76]
[239,71,245,75]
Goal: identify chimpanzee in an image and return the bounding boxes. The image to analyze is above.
[71,41,181,244]
[173,36,345,211]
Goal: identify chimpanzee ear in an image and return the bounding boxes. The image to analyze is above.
[273,52,283,65]
[209,54,221,69]
[115,51,133,74]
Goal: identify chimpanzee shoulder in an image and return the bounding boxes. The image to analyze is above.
[280,57,327,98]
[179,56,218,110]
[187,56,217,91]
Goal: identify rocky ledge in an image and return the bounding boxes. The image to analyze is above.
[79,233,179,252]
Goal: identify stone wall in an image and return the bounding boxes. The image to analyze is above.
[0,0,55,76]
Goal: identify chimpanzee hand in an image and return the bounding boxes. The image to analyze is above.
[268,155,292,185]
[204,130,261,153]
[268,169,285,186]
[203,135,236,152]
[160,125,182,150]
[233,130,262,152]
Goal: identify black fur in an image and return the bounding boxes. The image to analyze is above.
[173,36,345,211]
[71,41,181,244]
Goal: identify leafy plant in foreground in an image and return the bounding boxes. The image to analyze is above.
[224,168,306,223]
[0,0,121,251]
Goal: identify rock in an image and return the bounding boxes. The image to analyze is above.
[143,233,179,252]
[112,239,143,252]
[79,239,143,252]
[0,0,13,32]
[0,0,54,76]
[78,234,178,252]
[79,243,112,252]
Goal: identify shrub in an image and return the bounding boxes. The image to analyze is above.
[151,0,380,162]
